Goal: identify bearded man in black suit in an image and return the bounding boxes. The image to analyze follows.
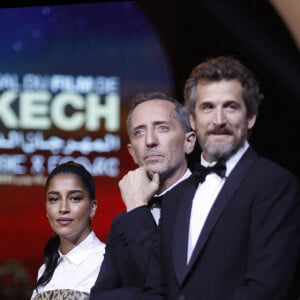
[159,56,300,300]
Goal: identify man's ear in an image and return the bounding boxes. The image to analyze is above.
[127,144,138,164]
[185,131,196,155]
[248,114,257,130]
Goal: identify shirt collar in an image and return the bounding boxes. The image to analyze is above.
[156,168,191,196]
[58,231,97,266]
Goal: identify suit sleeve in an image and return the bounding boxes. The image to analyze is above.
[90,206,165,300]
[232,169,300,300]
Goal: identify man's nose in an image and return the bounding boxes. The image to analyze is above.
[145,129,158,146]
[213,108,226,125]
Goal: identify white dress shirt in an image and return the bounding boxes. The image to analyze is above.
[187,142,249,263]
[31,231,105,299]
[151,169,192,224]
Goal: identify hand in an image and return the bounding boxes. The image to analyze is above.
[119,166,160,212]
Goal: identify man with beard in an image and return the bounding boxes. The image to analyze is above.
[90,92,196,299]
[160,56,300,300]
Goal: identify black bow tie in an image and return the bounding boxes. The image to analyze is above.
[148,195,163,208]
[193,159,226,183]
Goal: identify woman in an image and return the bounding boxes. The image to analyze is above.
[31,161,105,300]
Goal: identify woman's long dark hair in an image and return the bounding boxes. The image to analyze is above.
[34,161,95,290]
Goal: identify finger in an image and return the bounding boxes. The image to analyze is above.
[151,172,160,188]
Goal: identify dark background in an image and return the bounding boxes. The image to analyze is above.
[138,0,300,179]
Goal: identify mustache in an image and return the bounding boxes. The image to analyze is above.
[208,126,232,135]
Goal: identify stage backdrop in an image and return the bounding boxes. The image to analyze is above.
[0,1,174,298]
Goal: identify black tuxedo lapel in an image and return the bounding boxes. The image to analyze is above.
[172,176,198,283]
[174,147,260,284]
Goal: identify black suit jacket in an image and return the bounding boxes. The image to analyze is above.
[160,146,300,300]
[90,204,165,300]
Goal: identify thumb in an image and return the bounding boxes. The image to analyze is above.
[151,172,160,188]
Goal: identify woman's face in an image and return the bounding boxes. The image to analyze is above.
[46,173,96,246]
